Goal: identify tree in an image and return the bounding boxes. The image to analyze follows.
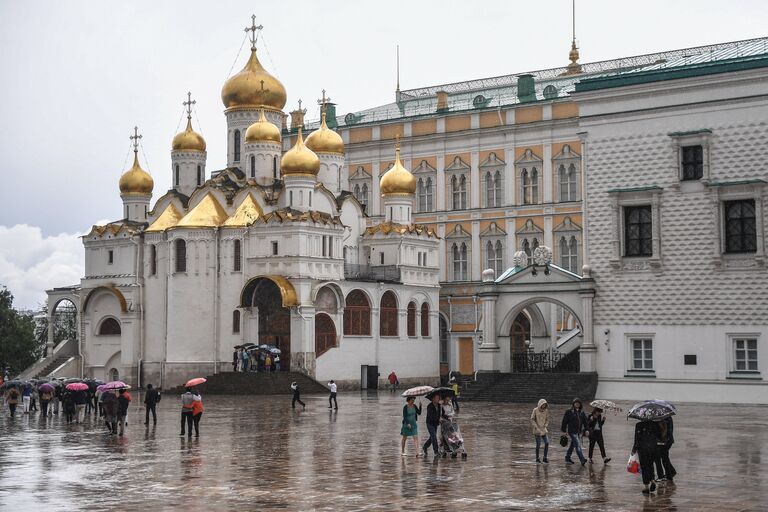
[0,286,41,377]
[35,300,77,354]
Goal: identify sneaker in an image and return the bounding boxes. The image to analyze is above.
[581,460,587,466]
[565,459,574,464]
[650,482,657,493]
[543,458,549,464]
[536,458,541,463]
[603,457,611,464]
[588,459,594,464]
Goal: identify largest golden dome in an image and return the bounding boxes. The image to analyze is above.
[172,117,206,152]
[281,128,320,176]
[119,152,154,196]
[380,146,416,196]
[305,111,344,155]
[221,48,287,111]
[245,109,281,144]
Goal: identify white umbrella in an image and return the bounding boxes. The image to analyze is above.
[401,385,434,398]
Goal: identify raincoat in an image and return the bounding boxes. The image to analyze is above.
[530,399,549,436]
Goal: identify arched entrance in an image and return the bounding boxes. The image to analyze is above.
[315,313,336,357]
[510,313,530,371]
[241,277,294,371]
[48,297,79,356]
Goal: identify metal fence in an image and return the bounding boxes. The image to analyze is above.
[343,264,401,283]
[511,349,580,373]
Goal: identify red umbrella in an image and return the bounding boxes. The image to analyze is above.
[185,377,207,387]
[66,382,89,391]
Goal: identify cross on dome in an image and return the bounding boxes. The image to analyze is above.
[317,89,332,115]
[130,126,142,153]
[183,91,196,118]
[245,15,263,51]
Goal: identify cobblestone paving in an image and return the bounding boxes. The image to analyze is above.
[1,392,766,511]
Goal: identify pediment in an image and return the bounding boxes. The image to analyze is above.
[479,221,507,237]
[516,218,543,235]
[350,165,372,180]
[445,224,471,239]
[412,159,437,174]
[553,216,582,232]
[445,156,470,172]
[514,148,542,165]
[496,263,584,285]
[552,144,581,161]
[479,152,506,168]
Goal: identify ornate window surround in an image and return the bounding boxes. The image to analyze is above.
[515,218,544,265]
[480,152,506,208]
[413,159,437,213]
[514,148,543,205]
[553,144,581,202]
[668,129,712,183]
[553,216,582,273]
[349,165,372,209]
[480,221,506,276]
[445,225,471,281]
[608,186,663,271]
[707,180,766,269]
[445,156,470,210]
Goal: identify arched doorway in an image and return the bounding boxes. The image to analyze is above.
[108,368,120,381]
[48,298,78,356]
[241,277,293,370]
[510,312,530,371]
[315,313,336,358]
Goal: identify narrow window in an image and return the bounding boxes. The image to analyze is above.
[380,252,384,265]
[531,168,539,204]
[420,303,429,337]
[232,310,241,334]
[724,200,757,253]
[425,177,433,211]
[407,302,417,337]
[681,145,703,181]
[174,165,180,187]
[271,241,278,256]
[233,130,241,162]
[250,155,256,178]
[522,169,531,205]
[289,191,293,206]
[197,165,202,186]
[233,239,242,271]
[108,250,114,264]
[150,245,157,276]
[624,206,653,257]
[273,156,278,180]
[380,291,398,337]
[309,191,312,207]
[361,183,368,207]
[322,236,327,257]
[175,239,187,272]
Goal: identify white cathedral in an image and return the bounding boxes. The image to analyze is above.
[50,25,440,389]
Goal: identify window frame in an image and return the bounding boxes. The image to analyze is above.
[709,182,765,268]
[626,335,655,374]
[379,291,399,337]
[723,199,757,254]
[406,301,417,337]
[232,310,241,334]
[728,333,761,376]
[608,188,663,270]
[175,238,187,273]
[343,290,371,336]
[233,239,242,272]
[623,205,653,257]
[669,130,711,183]
[233,129,241,162]
[420,302,430,337]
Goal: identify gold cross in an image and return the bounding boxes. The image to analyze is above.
[244,15,263,50]
[130,126,142,153]
[183,91,196,117]
[317,89,331,115]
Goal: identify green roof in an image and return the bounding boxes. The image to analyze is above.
[707,179,767,187]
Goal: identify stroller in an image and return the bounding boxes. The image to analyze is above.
[439,417,468,459]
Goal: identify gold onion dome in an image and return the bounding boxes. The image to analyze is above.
[119,152,154,196]
[172,117,206,152]
[305,111,344,155]
[281,128,320,176]
[379,145,416,196]
[221,48,287,111]
[245,110,281,144]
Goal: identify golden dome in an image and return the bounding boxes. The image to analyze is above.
[221,48,287,111]
[305,111,344,155]
[245,109,281,144]
[172,117,206,152]
[281,128,320,177]
[380,145,416,196]
[119,152,154,196]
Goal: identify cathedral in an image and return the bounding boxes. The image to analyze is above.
[47,21,440,390]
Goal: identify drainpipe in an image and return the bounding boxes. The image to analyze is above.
[162,237,170,389]
[213,228,220,375]
[578,131,589,270]
[132,236,144,388]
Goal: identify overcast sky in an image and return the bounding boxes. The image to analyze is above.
[1,0,766,308]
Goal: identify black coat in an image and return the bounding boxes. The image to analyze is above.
[425,402,442,427]
[633,420,661,453]
[561,408,588,435]
[144,389,160,406]
[659,417,674,447]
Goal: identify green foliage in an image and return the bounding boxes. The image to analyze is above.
[35,300,77,351]
[0,286,43,376]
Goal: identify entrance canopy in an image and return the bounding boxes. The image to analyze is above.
[240,275,298,308]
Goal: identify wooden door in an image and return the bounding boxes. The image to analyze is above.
[458,337,474,375]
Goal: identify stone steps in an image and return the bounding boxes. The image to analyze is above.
[167,371,329,396]
[462,372,598,404]
[36,356,70,379]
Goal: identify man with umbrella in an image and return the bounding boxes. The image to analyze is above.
[422,392,443,458]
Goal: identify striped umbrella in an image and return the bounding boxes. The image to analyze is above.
[401,386,434,398]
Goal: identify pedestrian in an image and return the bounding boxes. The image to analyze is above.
[274,354,281,372]
[291,382,305,409]
[241,348,249,372]
[74,388,88,423]
[655,417,676,482]
[30,386,38,412]
[22,384,32,414]
[388,371,398,392]
[39,387,53,418]
[400,396,422,456]
[144,383,161,425]
[232,348,239,372]
[63,391,76,423]
[632,419,661,494]
[180,387,195,437]
[450,378,460,413]
[422,394,442,457]
[96,388,104,417]
[587,407,611,464]
[102,390,118,434]
[191,391,203,437]
[328,380,338,410]
[265,354,272,373]
[531,398,550,463]
[560,397,588,465]
[117,389,130,436]
[4,386,20,417]
[52,384,61,415]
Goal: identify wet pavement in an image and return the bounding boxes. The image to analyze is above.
[1,392,766,511]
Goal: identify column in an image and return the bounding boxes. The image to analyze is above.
[542,143,553,203]
[476,285,499,372]
[371,162,381,217]
[47,312,55,356]
[578,290,597,373]
[436,155,446,211]
[471,221,481,281]
[470,152,480,209]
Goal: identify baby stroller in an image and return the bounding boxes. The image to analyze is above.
[439,417,468,459]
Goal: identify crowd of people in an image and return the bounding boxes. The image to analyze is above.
[232,347,281,373]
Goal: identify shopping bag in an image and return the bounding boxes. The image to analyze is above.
[626,452,640,474]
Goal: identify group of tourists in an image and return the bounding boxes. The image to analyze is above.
[232,347,280,373]
[399,390,466,459]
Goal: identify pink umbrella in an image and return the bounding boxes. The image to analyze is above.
[96,384,109,393]
[104,381,128,390]
[66,382,89,391]
[185,377,207,387]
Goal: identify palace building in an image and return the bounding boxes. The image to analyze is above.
[38,18,768,402]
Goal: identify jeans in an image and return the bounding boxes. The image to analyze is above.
[423,424,439,454]
[535,434,549,461]
[192,412,202,436]
[588,431,606,460]
[145,404,157,424]
[329,392,337,409]
[52,397,59,415]
[566,433,586,463]
[118,415,126,435]
[655,446,676,480]
[181,410,193,435]
[76,404,86,423]
[292,396,305,408]
[452,396,460,413]
[41,400,49,417]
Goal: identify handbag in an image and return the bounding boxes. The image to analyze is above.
[559,434,569,447]
[626,452,640,474]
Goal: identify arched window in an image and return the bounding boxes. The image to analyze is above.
[149,244,157,276]
[380,291,398,337]
[360,183,368,206]
[108,368,119,381]
[522,239,532,265]
[98,318,121,335]
[250,155,256,178]
[425,177,433,211]
[522,168,530,204]
[174,165,180,188]
[233,239,242,271]
[531,168,539,204]
[175,239,187,272]
[486,240,503,277]
[559,163,577,202]
[420,303,429,337]
[494,171,503,206]
[343,290,371,335]
[273,156,278,180]
[197,165,203,186]
[354,184,360,200]
[559,236,578,272]
[407,301,417,337]
[451,175,459,209]
[233,130,241,162]
[232,310,240,334]
[452,242,468,281]
[315,313,336,357]
[485,171,494,207]
[417,178,425,211]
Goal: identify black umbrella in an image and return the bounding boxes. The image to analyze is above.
[63,378,83,384]
[425,387,455,400]
[627,400,676,421]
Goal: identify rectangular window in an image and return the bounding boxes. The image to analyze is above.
[624,205,653,257]
[380,252,384,265]
[271,241,278,256]
[681,145,703,181]
[322,236,327,257]
[630,338,653,371]
[233,240,242,271]
[733,338,758,372]
[108,250,113,264]
[150,245,157,276]
[724,199,757,254]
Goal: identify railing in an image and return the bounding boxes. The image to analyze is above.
[511,349,580,373]
[343,264,401,283]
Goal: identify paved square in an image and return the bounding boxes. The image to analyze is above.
[1,393,766,511]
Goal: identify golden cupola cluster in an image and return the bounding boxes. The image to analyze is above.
[379,144,416,196]
[280,128,320,176]
[172,116,207,152]
[119,151,154,196]
[305,111,344,155]
[221,48,287,111]
[245,109,282,144]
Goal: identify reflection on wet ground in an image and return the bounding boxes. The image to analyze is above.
[1,391,766,511]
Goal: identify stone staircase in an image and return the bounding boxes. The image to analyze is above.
[461,372,598,404]
[32,356,71,379]
[167,371,329,395]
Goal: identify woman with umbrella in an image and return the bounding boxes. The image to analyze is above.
[628,400,675,494]
[400,395,422,456]
[38,383,55,417]
[587,399,619,465]
[3,383,20,417]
